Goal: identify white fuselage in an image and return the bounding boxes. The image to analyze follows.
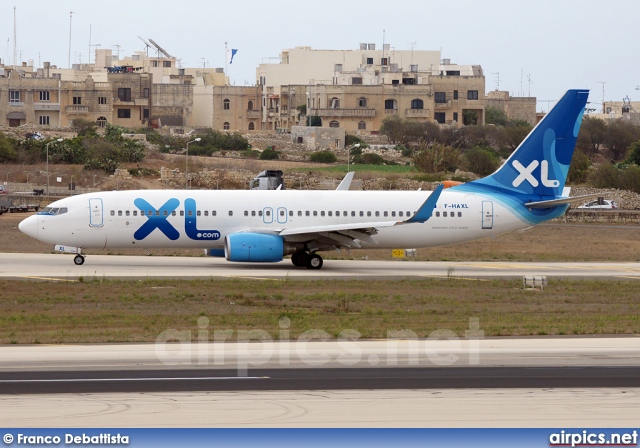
[20,189,527,251]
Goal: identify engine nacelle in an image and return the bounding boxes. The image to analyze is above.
[224,233,284,263]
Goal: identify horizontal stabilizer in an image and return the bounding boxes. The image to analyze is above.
[524,193,607,209]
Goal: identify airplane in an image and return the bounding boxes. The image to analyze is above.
[19,89,597,270]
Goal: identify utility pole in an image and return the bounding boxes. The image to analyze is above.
[68,11,74,68]
[598,81,606,112]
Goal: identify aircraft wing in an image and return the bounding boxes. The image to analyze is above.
[277,185,444,248]
[524,193,608,209]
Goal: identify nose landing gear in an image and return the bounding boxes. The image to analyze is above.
[73,254,86,266]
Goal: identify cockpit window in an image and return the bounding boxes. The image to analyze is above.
[38,207,68,216]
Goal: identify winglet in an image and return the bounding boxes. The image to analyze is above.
[402,184,444,224]
[336,172,355,191]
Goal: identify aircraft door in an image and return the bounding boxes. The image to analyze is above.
[481,201,493,229]
[263,207,273,224]
[89,198,104,227]
[277,207,288,224]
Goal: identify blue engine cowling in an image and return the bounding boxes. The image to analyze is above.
[225,233,284,262]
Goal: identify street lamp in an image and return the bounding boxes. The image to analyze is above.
[46,138,64,196]
[185,137,201,189]
[348,143,360,173]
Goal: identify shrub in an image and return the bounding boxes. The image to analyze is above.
[413,143,461,173]
[259,148,280,160]
[462,147,499,176]
[309,150,337,163]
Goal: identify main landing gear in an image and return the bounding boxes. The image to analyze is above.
[73,254,86,266]
[291,251,323,270]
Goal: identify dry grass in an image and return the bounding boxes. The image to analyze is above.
[1,277,639,344]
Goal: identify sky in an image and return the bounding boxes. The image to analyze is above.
[2,0,638,112]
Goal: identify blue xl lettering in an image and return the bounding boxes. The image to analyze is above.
[184,198,221,240]
[133,198,180,240]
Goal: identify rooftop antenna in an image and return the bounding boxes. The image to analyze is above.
[201,58,208,68]
[409,41,416,65]
[527,73,533,97]
[111,44,122,60]
[67,11,74,68]
[13,6,17,67]
[597,81,606,105]
[148,38,173,58]
[138,36,152,57]
[492,72,500,90]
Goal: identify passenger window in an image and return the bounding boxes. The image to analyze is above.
[258,211,263,217]
[133,211,138,216]
[436,211,440,217]
[196,211,201,217]
[360,211,364,217]
[458,212,462,217]
[118,211,122,216]
[180,211,184,217]
[212,211,217,216]
[252,211,256,216]
[367,211,371,217]
[334,211,339,217]
[289,211,294,217]
[244,211,248,216]
[352,211,356,217]
[165,210,170,216]
[375,211,380,217]
[313,211,318,216]
[125,210,130,216]
[204,211,208,217]
[229,211,233,216]
[443,212,447,217]
[399,211,403,217]
[266,210,270,216]
[328,211,332,217]
[110,210,115,216]
[172,211,176,216]
[451,213,455,218]
[280,210,285,216]
[384,211,388,217]
[298,211,302,217]
[321,211,325,217]
[188,211,193,217]
[306,211,310,216]
[343,211,347,216]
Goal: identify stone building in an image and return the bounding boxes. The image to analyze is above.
[485,90,537,125]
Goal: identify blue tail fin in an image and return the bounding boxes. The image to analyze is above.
[466,89,589,199]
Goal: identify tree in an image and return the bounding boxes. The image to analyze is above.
[576,116,607,157]
[259,147,280,160]
[485,107,508,126]
[72,118,99,137]
[0,132,17,162]
[501,124,532,151]
[605,119,640,161]
[462,147,499,176]
[626,140,640,165]
[567,149,591,183]
[380,115,404,144]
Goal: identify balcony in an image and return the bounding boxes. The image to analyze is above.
[247,110,261,118]
[405,108,430,117]
[435,100,453,110]
[8,101,24,107]
[65,105,89,114]
[310,108,376,117]
[34,102,61,111]
[384,109,398,115]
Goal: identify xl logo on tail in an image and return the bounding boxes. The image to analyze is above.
[512,160,559,188]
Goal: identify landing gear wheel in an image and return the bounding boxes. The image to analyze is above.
[73,255,85,266]
[291,251,308,267]
[306,253,323,270]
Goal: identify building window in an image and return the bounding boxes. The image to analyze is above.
[73,96,82,105]
[381,57,388,65]
[334,64,342,72]
[330,97,340,109]
[248,122,255,130]
[434,112,446,124]
[163,61,171,68]
[98,96,107,105]
[352,77,363,85]
[453,90,459,100]
[366,57,373,65]
[248,100,254,110]
[358,97,367,107]
[143,88,149,98]
[435,92,447,103]
[97,117,107,127]
[446,70,461,76]
[117,109,131,118]
[118,88,131,101]
[384,99,395,110]
[467,90,479,100]
[223,122,230,130]
[329,120,339,128]
[39,116,50,125]
[152,60,159,67]
[453,112,458,122]
[358,121,366,130]
[9,90,20,103]
[143,109,149,119]
[223,99,230,110]
[411,99,424,109]
[39,91,50,101]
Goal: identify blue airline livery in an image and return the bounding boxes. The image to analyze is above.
[19,89,597,269]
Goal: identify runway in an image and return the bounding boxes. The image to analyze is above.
[1,339,639,426]
[2,252,640,279]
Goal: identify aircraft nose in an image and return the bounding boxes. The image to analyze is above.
[18,215,38,239]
